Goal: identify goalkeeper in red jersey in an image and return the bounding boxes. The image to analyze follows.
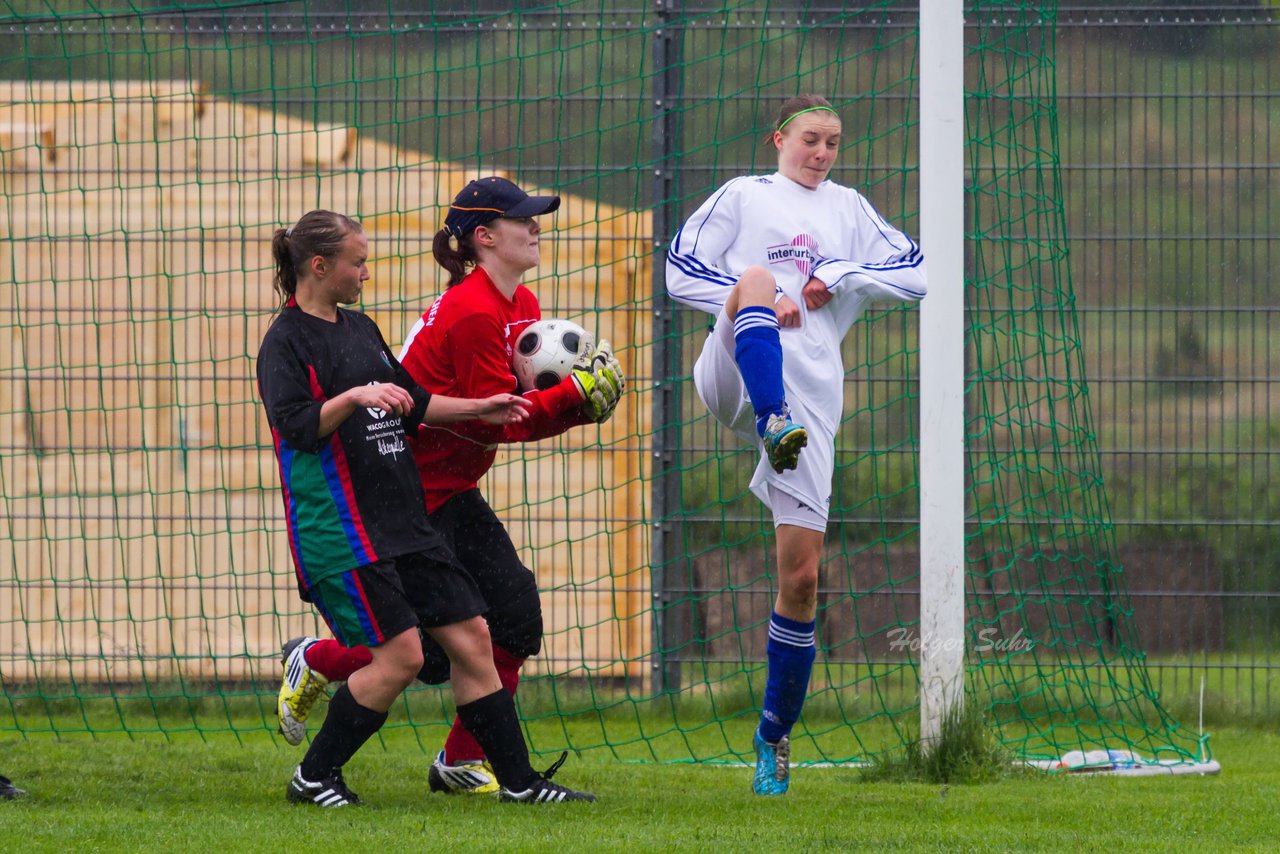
[275,179,624,797]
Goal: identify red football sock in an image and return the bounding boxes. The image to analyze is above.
[302,638,373,682]
[443,645,524,765]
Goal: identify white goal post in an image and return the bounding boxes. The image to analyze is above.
[918,0,967,745]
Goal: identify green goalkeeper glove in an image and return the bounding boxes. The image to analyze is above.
[571,339,625,423]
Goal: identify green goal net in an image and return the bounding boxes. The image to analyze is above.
[0,0,1210,772]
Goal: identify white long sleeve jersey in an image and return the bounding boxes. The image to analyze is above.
[666,171,927,433]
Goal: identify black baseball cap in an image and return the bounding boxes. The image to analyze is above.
[443,176,561,239]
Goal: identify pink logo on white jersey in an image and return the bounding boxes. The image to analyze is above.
[765,234,820,277]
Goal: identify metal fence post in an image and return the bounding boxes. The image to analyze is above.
[650,0,685,694]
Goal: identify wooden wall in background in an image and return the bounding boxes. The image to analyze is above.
[0,80,652,684]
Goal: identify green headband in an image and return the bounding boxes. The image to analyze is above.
[776,105,839,132]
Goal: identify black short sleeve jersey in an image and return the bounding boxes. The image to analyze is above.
[257,305,435,585]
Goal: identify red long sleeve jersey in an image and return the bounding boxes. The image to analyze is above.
[398,266,589,512]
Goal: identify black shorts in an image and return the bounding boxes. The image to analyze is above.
[396,546,488,630]
[414,488,543,682]
[428,488,536,617]
[308,543,486,649]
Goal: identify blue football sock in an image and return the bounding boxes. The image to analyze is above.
[758,611,817,744]
[732,306,786,437]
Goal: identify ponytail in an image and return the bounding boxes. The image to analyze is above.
[271,228,296,306]
[431,228,479,288]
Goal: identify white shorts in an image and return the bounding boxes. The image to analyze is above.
[692,307,833,531]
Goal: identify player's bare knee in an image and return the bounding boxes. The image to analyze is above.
[470,615,493,644]
[451,616,494,663]
[785,570,819,610]
[377,632,425,688]
[394,654,425,689]
[735,265,777,302]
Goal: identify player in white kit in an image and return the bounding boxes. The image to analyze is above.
[665,94,928,795]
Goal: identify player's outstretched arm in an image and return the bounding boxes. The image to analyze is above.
[425,392,532,425]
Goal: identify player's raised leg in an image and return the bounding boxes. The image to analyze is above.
[725,265,807,473]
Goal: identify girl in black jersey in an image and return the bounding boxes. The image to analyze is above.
[258,209,595,806]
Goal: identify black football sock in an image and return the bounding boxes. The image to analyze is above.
[455,688,538,790]
[299,683,388,781]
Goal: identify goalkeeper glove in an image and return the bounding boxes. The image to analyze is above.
[571,339,625,423]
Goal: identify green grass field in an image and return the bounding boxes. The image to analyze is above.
[1,720,1275,852]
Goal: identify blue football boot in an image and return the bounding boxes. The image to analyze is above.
[752,730,791,796]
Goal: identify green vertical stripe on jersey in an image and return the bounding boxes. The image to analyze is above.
[289,453,363,579]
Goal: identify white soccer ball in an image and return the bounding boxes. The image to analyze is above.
[512,318,593,392]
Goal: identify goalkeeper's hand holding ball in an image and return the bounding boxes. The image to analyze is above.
[571,340,625,423]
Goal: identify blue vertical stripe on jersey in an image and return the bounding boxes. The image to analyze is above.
[317,441,375,567]
[667,243,738,287]
[273,432,365,583]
